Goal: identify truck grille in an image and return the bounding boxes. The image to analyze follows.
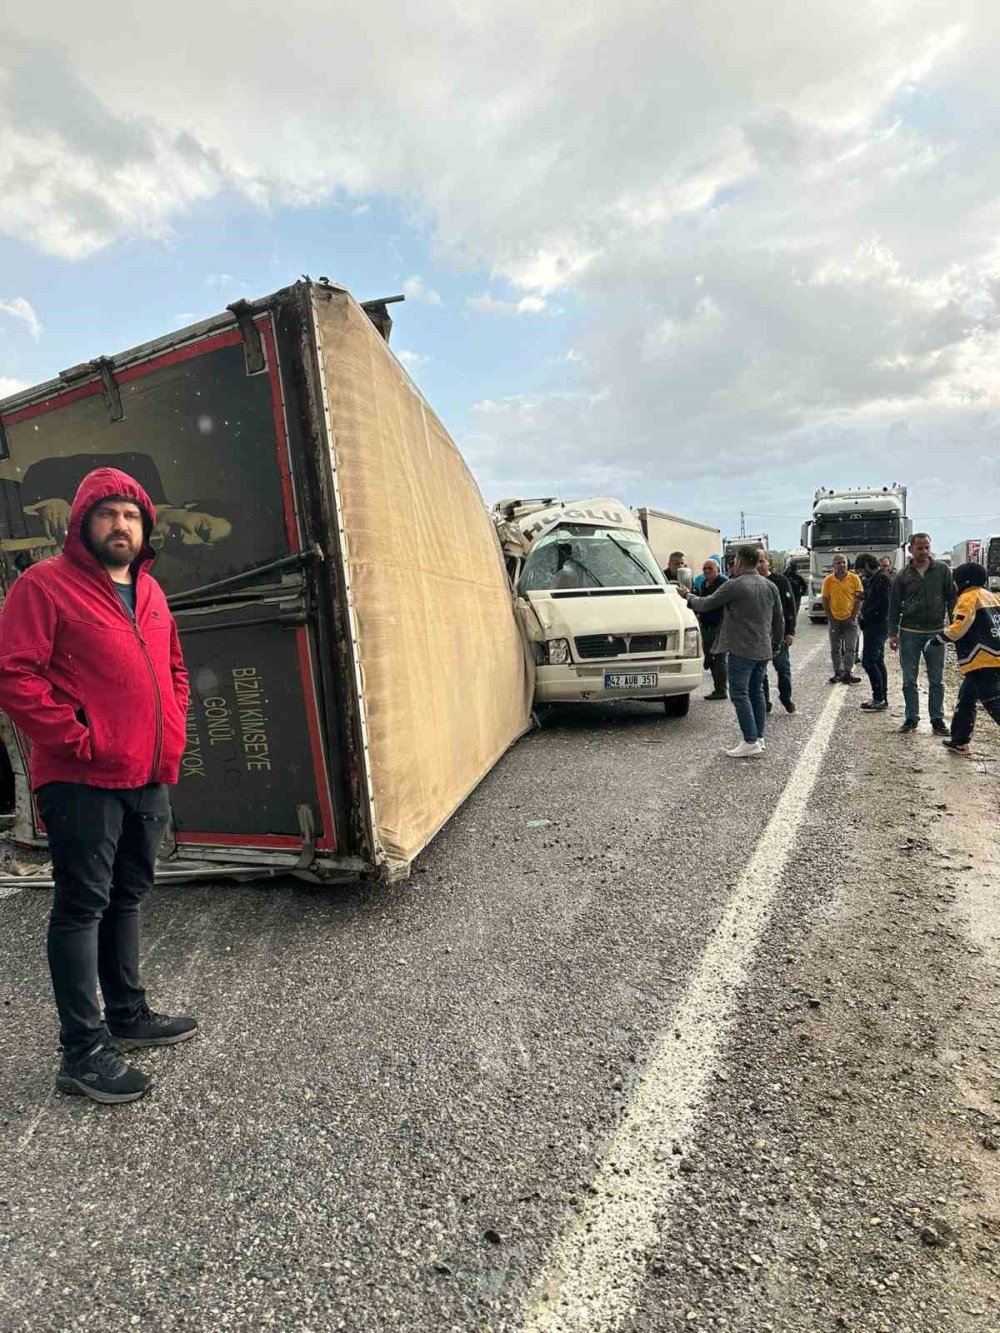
[574,632,675,659]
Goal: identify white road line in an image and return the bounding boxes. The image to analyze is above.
[521,674,851,1333]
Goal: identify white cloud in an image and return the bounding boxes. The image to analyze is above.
[0,297,41,341]
[4,3,1000,544]
[402,275,442,306]
[467,292,548,315]
[396,348,431,371]
[0,377,29,399]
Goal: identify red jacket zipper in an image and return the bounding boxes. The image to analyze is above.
[107,570,164,783]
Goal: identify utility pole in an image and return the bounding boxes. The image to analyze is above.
[740,510,746,538]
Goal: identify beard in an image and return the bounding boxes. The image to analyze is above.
[93,532,140,568]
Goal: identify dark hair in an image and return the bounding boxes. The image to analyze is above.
[909,531,931,546]
[855,553,877,573]
[953,561,987,591]
[736,544,761,568]
[669,550,685,562]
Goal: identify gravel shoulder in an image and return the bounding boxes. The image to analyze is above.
[631,659,1000,1332]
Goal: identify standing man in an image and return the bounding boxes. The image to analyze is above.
[664,551,686,584]
[0,468,196,1104]
[879,555,896,581]
[889,532,956,735]
[695,558,729,700]
[822,554,864,684]
[856,553,890,712]
[758,553,797,714]
[680,545,783,757]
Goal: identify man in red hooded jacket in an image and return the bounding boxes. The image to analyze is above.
[0,467,196,1103]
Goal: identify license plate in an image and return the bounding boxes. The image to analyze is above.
[604,671,659,690]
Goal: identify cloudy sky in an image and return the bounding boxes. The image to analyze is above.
[2,0,999,550]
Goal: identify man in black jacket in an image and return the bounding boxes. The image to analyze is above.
[758,552,797,713]
[696,558,729,699]
[889,532,956,734]
[856,553,890,711]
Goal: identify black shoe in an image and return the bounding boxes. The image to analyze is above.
[861,700,888,711]
[765,701,773,713]
[899,719,918,734]
[842,674,862,685]
[704,690,728,700]
[781,699,796,714]
[107,1003,199,1051]
[56,1043,152,1104]
[942,738,970,753]
[829,674,843,684]
[931,719,949,736]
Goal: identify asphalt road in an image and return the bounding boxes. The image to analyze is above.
[1,618,996,1332]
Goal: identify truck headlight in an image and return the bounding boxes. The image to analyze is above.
[683,627,700,657]
[547,638,571,665]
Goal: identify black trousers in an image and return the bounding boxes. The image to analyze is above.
[37,782,170,1059]
[861,624,889,703]
[950,668,1000,746]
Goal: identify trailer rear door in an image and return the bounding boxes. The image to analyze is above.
[0,318,337,855]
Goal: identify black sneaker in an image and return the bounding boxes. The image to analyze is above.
[829,674,843,684]
[842,674,862,685]
[782,700,796,714]
[107,1003,198,1051]
[56,1043,152,1104]
[930,719,949,736]
[861,699,888,711]
[704,690,728,700]
[899,719,918,734]
[942,738,970,753]
[765,701,773,713]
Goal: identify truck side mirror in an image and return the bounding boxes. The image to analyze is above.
[903,518,913,544]
[800,522,810,548]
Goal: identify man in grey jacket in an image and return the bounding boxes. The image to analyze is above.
[888,532,956,735]
[681,545,784,757]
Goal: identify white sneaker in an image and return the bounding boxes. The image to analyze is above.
[725,739,763,758]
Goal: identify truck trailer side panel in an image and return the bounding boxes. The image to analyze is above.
[311,287,533,871]
[637,508,722,575]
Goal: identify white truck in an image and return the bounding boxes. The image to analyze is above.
[635,507,722,580]
[952,538,983,567]
[986,535,1000,592]
[493,497,703,716]
[801,486,912,622]
[722,533,768,571]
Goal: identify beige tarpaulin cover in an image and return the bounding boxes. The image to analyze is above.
[315,289,533,870]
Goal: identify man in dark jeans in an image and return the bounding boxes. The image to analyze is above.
[758,552,797,714]
[856,553,890,712]
[888,531,955,734]
[0,468,195,1104]
[696,558,729,699]
[680,545,783,758]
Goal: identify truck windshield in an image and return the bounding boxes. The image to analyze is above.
[812,513,901,548]
[519,524,664,592]
[987,537,1000,575]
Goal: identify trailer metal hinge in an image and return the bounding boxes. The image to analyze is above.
[58,357,124,422]
[360,294,405,344]
[227,300,266,374]
[295,803,317,871]
[92,357,124,422]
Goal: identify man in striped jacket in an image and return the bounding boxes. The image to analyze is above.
[937,563,1000,753]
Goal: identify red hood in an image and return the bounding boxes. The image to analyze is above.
[64,467,158,573]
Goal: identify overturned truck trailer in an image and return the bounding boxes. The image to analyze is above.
[0,280,532,881]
